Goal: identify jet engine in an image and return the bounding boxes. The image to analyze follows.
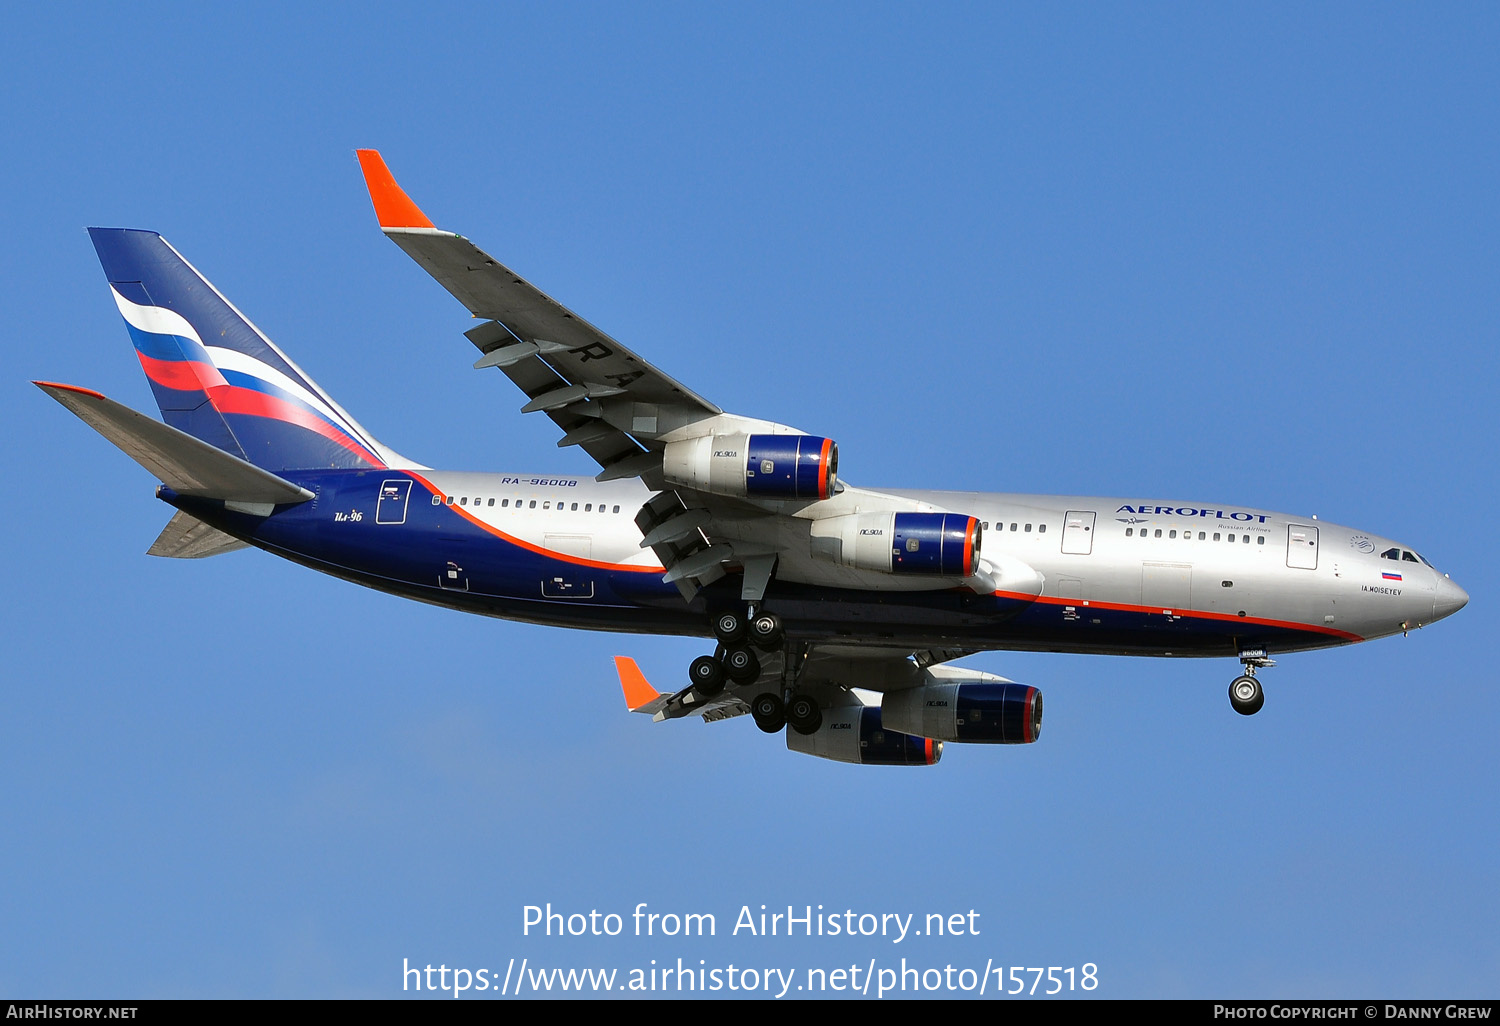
[881,680,1041,744]
[808,511,981,577]
[785,704,942,766]
[663,432,837,500]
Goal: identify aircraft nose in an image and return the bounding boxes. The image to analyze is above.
[1433,575,1469,622]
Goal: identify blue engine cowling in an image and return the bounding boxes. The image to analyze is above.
[785,705,942,765]
[808,510,982,577]
[744,434,837,500]
[662,431,838,501]
[891,512,981,576]
[881,681,1042,743]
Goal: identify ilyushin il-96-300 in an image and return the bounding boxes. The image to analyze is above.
[38,151,1468,765]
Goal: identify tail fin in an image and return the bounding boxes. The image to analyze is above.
[88,227,411,471]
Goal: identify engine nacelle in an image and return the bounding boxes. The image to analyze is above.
[663,432,837,501]
[785,705,942,766]
[882,681,1041,744]
[809,511,981,577]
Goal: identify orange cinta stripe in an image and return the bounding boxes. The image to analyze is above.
[356,150,435,229]
[405,471,663,574]
[990,588,1365,642]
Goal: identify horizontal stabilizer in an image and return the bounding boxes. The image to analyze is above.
[36,381,314,505]
[148,510,249,559]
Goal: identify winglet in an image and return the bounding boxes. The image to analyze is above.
[356,149,436,230]
[615,656,664,713]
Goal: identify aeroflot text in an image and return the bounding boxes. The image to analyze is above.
[1117,504,1270,523]
[522,904,979,944]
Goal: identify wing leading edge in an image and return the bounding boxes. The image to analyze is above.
[355,150,720,487]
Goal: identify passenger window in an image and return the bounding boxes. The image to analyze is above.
[488,498,495,506]
[1257,536,1265,545]
[613,505,621,513]
[543,501,550,510]
[445,496,454,505]
[1025,524,1032,533]
[1198,532,1205,540]
[460,497,467,505]
[1010,523,1018,532]
[1154,529,1162,538]
[1038,524,1046,534]
[529,500,537,509]
[586,504,593,512]
[1213,533,1221,541]
[1126,528,1133,537]
[571,503,578,511]
[1243,535,1250,544]
[432,495,441,506]
[1228,534,1235,543]
[502,499,509,508]
[1169,530,1177,539]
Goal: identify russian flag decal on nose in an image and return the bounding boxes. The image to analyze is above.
[1383,572,1403,581]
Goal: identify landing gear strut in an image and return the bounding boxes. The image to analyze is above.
[1229,649,1274,716]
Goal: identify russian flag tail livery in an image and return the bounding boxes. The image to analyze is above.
[88,228,412,472]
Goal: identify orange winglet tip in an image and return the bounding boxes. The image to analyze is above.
[34,381,106,400]
[356,149,435,230]
[615,656,661,711]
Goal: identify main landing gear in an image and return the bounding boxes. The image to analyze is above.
[1229,649,1274,716]
[688,607,822,736]
[685,607,780,698]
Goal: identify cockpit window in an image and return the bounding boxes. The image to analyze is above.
[1380,547,1400,560]
[1402,550,1419,563]
[1417,552,1437,569]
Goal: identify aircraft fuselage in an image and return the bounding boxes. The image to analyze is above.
[172,468,1465,659]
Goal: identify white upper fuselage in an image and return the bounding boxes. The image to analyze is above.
[411,469,1466,653]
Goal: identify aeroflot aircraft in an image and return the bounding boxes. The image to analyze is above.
[38,151,1468,766]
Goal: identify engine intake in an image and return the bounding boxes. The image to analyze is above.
[785,706,942,765]
[809,511,981,577]
[663,432,837,501]
[882,681,1041,744]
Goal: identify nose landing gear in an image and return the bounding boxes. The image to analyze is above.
[1228,673,1264,716]
[1229,649,1274,716]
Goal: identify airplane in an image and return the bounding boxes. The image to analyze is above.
[36,150,1469,766]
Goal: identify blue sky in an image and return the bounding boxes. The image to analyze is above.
[2,3,1496,999]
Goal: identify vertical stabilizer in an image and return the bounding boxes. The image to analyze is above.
[88,227,414,471]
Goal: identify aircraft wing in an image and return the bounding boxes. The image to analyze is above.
[616,645,975,723]
[357,151,1004,603]
[357,151,721,482]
